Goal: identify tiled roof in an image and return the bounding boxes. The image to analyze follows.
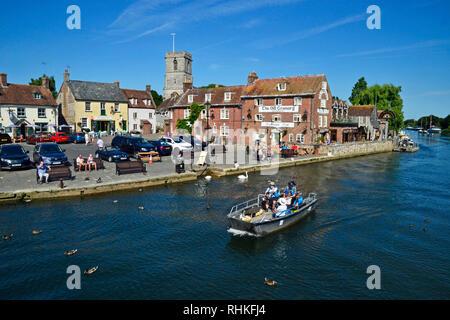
[348,105,375,117]
[0,84,57,106]
[243,74,326,97]
[176,85,245,106]
[66,80,128,103]
[121,88,155,109]
[158,94,180,111]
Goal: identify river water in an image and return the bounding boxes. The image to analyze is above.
[0,132,449,299]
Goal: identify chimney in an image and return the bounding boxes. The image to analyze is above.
[114,80,120,88]
[248,72,258,86]
[42,76,49,90]
[64,70,70,82]
[146,85,151,94]
[215,84,219,88]
[0,73,7,87]
[183,79,193,92]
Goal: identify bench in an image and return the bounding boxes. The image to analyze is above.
[115,160,146,175]
[73,158,105,172]
[137,151,161,162]
[36,165,72,184]
[281,149,298,158]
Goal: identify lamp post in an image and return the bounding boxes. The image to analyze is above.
[205,101,211,130]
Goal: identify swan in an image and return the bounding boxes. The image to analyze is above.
[264,277,277,286]
[205,175,212,181]
[32,230,42,235]
[237,171,248,180]
[84,266,98,275]
[64,249,78,256]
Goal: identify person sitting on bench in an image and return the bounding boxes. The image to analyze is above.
[76,154,86,171]
[87,154,97,171]
[37,161,51,184]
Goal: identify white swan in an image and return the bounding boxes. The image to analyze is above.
[238,171,248,180]
[205,175,212,181]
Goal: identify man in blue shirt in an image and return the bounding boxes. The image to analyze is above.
[37,161,51,184]
[262,181,279,211]
[290,192,304,209]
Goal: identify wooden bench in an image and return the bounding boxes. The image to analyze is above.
[73,158,105,172]
[115,160,146,175]
[137,151,161,162]
[281,149,298,158]
[36,165,72,183]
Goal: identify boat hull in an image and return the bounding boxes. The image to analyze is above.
[228,199,318,237]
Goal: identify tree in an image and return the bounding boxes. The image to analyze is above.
[29,74,57,98]
[198,84,224,88]
[349,77,367,105]
[404,119,417,127]
[151,90,163,106]
[176,103,204,134]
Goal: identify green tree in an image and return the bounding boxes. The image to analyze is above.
[198,84,224,88]
[404,119,417,127]
[176,103,204,134]
[29,74,57,98]
[151,90,163,106]
[349,77,367,105]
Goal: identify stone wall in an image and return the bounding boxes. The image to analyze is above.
[318,140,394,157]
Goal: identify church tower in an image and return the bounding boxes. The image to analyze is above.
[163,50,193,99]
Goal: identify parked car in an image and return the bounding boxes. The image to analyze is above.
[150,140,173,156]
[178,135,207,151]
[0,133,12,145]
[0,144,33,170]
[32,143,68,165]
[50,132,70,144]
[26,133,52,145]
[69,132,86,144]
[95,145,129,162]
[130,130,142,137]
[160,136,193,152]
[111,136,157,158]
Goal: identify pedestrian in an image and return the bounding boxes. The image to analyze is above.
[85,132,89,145]
[37,161,51,184]
[97,137,104,150]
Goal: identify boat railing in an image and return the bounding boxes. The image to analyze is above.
[229,194,265,215]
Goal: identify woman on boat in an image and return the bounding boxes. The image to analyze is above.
[289,192,303,209]
[280,181,296,205]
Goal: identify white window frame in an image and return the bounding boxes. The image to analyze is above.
[296,133,304,143]
[320,99,326,108]
[115,103,120,112]
[293,114,301,122]
[318,115,323,128]
[101,102,106,111]
[272,114,281,122]
[254,98,263,106]
[224,92,232,102]
[205,93,212,102]
[220,125,229,137]
[323,115,327,127]
[184,108,191,119]
[220,108,229,120]
[294,97,302,106]
[85,102,91,112]
[81,117,88,128]
[133,124,138,130]
[188,95,194,103]
[255,114,263,122]
[275,98,282,106]
[149,112,153,119]
[277,82,287,91]
[133,112,137,120]
[33,92,42,100]
[212,123,217,134]
[201,109,209,120]
[289,133,294,143]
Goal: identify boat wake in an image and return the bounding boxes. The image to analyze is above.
[227,228,260,237]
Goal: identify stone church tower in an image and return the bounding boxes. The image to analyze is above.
[163,50,193,99]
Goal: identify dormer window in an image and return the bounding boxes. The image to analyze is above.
[33,92,42,99]
[294,97,302,106]
[188,94,194,103]
[277,82,287,91]
[224,92,231,102]
[205,93,212,102]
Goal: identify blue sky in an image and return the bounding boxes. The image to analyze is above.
[1,0,449,119]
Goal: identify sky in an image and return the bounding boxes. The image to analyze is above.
[0,0,449,119]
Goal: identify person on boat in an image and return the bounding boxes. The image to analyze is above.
[289,192,304,209]
[262,181,279,211]
[280,181,296,205]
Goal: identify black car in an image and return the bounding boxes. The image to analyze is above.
[95,145,129,162]
[32,143,68,166]
[0,144,32,170]
[150,140,173,156]
[0,133,12,145]
[111,136,157,157]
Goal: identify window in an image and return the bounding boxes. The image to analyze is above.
[212,123,217,134]
[33,92,42,99]
[255,114,263,121]
[17,107,25,118]
[201,109,209,120]
[81,117,88,128]
[133,112,137,119]
[205,93,212,102]
[38,108,46,118]
[320,99,326,108]
[289,133,294,143]
[188,95,194,103]
[275,98,282,106]
[293,114,301,122]
[149,112,153,119]
[220,108,229,120]
[294,97,302,106]
[220,125,229,136]
[85,102,91,112]
[277,82,286,91]
[296,133,304,143]
[272,114,281,122]
[173,59,178,71]
[101,102,106,115]
[318,115,323,128]
[323,115,327,127]
[224,92,231,101]
[133,124,138,130]
[184,108,191,119]
[254,98,263,106]
[115,103,119,112]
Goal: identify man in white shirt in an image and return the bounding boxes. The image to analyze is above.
[97,137,104,150]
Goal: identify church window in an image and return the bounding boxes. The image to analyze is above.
[173,59,178,71]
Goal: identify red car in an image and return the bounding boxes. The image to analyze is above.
[26,133,52,145]
[50,132,70,144]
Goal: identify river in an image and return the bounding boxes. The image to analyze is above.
[0,132,449,299]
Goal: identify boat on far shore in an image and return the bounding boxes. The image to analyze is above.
[427,126,441,135]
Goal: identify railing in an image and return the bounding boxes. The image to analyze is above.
[229,194,265,215]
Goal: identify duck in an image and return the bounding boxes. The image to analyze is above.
[96,177,102,184]
[138,188,143,192]
[2,234,13,241]
[64,249,78,256]
[237,171,248,180]
[84,266,98,275]
[264,277,277,286]
[113,200,119,203]
[138,206,145,210]
[205,175,212,181]
[84,177,90,181]
[424,219,431,223]
[32,230,42,235]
